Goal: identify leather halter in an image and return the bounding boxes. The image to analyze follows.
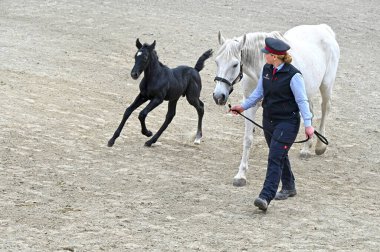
[214,63,243,94]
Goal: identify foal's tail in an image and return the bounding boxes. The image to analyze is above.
[194,49,213,72]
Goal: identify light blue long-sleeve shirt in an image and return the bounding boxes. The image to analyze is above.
[241,63,313,127]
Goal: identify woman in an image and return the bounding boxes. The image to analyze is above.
[230,37,314,211]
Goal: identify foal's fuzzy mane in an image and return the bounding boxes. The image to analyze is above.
[142,43,165,68]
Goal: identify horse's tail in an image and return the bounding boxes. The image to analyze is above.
[194,49,213,72]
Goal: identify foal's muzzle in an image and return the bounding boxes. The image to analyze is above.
[130,71,140,80]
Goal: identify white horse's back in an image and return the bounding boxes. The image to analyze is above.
[284,24,340,97]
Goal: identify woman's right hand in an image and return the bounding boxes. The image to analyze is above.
[230,105,244,115]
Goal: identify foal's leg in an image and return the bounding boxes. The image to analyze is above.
[108,94,148,147]
[138,97,164,138]
[185,77,204,144]
[145,100,178,147]
[186,96,204,145]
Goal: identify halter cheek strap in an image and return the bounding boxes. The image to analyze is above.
[214,63,243,94]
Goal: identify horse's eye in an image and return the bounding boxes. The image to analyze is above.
[233,64,238,68]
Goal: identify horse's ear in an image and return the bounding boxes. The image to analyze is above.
[136,38,142,49]
[218,31,225,45]
[238,34,247,51]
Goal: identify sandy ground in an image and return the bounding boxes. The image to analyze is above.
[1,0,379,251]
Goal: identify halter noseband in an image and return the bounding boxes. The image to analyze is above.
[214,56,244,94]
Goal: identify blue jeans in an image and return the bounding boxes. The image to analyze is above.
[259,116,300,203]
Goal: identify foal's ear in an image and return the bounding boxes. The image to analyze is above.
[150,40,156,50]
[136,38,143,49]
[218,31,225,45]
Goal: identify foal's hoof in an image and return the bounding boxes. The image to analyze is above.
[107,139,115,147]
[194,133,202,145]
[193,138,201,145]
[142,130,153,137]
[233,178,247,187]
[144,141,153,147]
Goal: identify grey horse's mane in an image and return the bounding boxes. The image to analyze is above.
[217,31,286,76]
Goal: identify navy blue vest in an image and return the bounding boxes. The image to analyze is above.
[262,63,301,120]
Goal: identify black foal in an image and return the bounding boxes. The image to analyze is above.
[108,39,213,147]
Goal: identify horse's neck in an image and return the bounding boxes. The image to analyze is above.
[241,31,285,80]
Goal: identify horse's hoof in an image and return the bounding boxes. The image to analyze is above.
[315,148,326,155]
[233,178,247,187]
[315,142,327,155]
[299,150,310,159]
[107,139,115,147]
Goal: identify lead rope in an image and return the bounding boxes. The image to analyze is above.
[228,104,328,145]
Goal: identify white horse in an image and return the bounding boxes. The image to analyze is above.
[213,24,340,186]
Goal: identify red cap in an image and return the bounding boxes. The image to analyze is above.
[263,45,287,55]
[261,37,290,55]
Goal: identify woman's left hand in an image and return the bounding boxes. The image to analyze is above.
[305,126,315,139]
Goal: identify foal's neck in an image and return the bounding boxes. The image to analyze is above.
[145,51,162,76]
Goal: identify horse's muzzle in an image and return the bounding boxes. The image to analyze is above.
[213,93,226,105]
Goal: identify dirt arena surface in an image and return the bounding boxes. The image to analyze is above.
[1,0,379,251]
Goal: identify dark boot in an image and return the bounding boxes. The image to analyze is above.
[254,197,268,211]
[274,189,297,200]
